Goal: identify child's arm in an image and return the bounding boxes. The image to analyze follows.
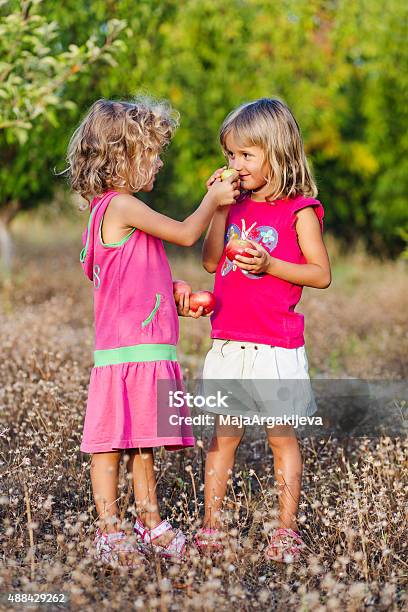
[202,206,230,273]
[109,176,239,247]
[202,166,234,273]
[234,207,331,289]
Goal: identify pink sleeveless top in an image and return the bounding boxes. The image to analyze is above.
[80,190,179,360]
[210,194,325,348]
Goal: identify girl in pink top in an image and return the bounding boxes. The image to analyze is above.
[66,97,239,566]
[187,98,331,562]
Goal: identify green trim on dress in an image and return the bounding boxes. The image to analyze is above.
[99,214,136,247]
[80,204,100,262]
[94,343,177,367]
[141,293,161,328]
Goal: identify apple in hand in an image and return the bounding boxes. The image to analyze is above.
[189,291,216,315]
[220,168,239,181]
[225,238,253,261]
[173,279,192,299]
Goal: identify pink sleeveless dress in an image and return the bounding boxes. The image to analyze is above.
[79,190,195,453]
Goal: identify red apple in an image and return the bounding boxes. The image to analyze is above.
[225,238,253,261]
[189,291,216,315]
[173,279,192,298]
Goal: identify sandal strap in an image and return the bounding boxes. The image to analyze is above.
[104,532,126,542]
[163,530,186,555]
[133,517,186,558]
[94,529,141,566]
[272,528,303,544]
[266,528,305,562]
[133,517,149,540]
[134,518,172,543]
[149,520,173,542]
[194,528,225,550]
[95,528,126,543]
[199,528,219,536]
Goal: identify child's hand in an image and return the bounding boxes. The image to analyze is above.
[234,239,271,274]
[208,173,240,207]
[176,293,212,318]
[206,166,227,190]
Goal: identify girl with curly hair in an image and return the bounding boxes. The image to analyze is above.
[66,96,239,567]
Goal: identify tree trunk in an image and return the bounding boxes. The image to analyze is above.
[0,201,21,277]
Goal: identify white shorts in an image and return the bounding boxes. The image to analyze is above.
[200,339,317,418]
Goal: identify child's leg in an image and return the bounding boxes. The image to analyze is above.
[90,451,122,533]
[266,425,302,531]
[203,419,245,529]
[126,448,174,547]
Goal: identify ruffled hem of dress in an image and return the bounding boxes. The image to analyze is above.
[80,437,195,454]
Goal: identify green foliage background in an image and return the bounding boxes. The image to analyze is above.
[1,0,407,256]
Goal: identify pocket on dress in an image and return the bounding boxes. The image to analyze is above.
[139,293,178,345]
[141,293,162,328]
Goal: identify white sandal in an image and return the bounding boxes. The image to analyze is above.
[133,517,186,560]
[93,528,142,568]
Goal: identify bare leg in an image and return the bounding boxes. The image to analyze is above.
[266,425,303,559]
[126,448,174,547]
[90,451,122,533]
[203,419,245,529]
[266,425,303,530]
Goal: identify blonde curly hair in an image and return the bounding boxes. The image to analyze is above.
[66,96,179,204]
[220,98,317,201]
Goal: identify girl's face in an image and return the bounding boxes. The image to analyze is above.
[224,131,270,200]
[143,155,164,191]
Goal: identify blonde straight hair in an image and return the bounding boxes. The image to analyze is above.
[220,98,317,201]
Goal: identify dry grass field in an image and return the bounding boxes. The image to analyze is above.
[0,212,407,611]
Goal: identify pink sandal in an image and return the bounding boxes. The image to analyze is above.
[265,527,305,563]
[133,517,186,560]
[194,528,225,555]
[93,528,143,569]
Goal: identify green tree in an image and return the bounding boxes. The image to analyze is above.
[0,0,126,270]
[360,0,408,255]
[2,0,406,261]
